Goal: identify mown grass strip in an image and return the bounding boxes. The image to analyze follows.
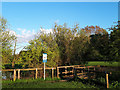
[86,61,120,67]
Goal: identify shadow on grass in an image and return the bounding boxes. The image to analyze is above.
[64,76,106,88]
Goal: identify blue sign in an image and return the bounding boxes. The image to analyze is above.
[43,53,47,63]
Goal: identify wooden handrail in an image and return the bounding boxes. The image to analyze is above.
[1,65,99,81]
[57,66,74,68]
[1,66,96,71]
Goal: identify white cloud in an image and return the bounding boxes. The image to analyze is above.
[7,28,53,54]
[7,28,53,44]
[7,28,36,43]
[21,29,26,35]
[32,29,36,35]
[40,28,53,34]
[9,30,17,36]
[17,28,22,31]
[6,28,17,36]
[17,29,36,43]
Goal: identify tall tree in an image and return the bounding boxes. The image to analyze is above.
[109,21,120,61]
[81,25,109,61]
[70,29,90,64]
[18,30,60,68]
[53,23,78,65]
[89,33,109,61]
[0,17,16,68]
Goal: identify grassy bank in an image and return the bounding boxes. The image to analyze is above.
[2,77,120,88]
[86,61,119,67]
[2,78,96,88]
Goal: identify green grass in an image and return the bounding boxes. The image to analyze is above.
[2,77,120,88]
[2,81,96,88]
[2,61,120,88]
[2,77,61,83]
[86,61,120,67]
[2,78,97,88]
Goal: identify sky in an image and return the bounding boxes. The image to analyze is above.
[2,2,118,54]
[2,0,120,2]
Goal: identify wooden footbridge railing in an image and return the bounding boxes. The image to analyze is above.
[57,65,96,79]
[1,65,111,88]
[1,65,97,81]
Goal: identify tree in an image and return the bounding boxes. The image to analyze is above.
[0,17,16,68]
[18,24,111,67]
[89,33,109,61]
[70,29,90,64]
[18,30,60,68]
[53,23,78,65]
[109,21,120,61]
[36,31,61,67]
[80,25,109,61]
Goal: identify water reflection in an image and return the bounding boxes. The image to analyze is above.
[2,71,13,80]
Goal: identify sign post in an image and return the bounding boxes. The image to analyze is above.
[43,53,47,80]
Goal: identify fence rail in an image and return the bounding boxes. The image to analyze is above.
[1,65,108,80]
[1,65,97,80]
[1,65,112,88]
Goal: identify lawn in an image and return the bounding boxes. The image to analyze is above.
[86,61,120,67]
[2,61,120,89]
[2,78,97,88]
[2,77,120,89]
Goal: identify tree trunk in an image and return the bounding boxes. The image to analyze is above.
[12,40,16,68]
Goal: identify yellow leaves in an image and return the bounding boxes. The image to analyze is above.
[82,25,108,36]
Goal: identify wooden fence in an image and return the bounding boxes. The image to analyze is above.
[57,65,74,78]
[1,67,56,81]
[1,65,97,81]
[1,65,111,88]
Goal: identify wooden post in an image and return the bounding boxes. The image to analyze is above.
[106,73,109,88]
[88,66,89,71]
[52,68,54,79]
[65,67,67,73]
[73,66,74,76]
[81,70,83,76]
[36,68,38,79]
[94,66,95,71]
[57,67,59,78]
[18,69,20,79]
[94,66,95,76]
[97,65,100,67]
[40,70,41,78]
[14,69,16,81]
[65,67,67,77]
[87,66,90,79]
